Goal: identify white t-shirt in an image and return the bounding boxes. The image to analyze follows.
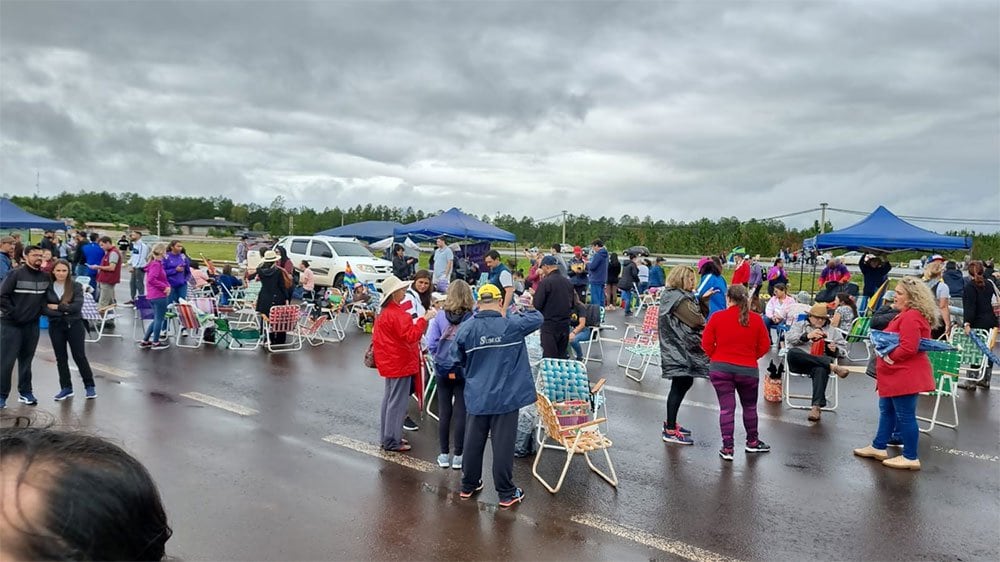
[638,264,649,283]
[433,247,454,280]
[497,269,513,289]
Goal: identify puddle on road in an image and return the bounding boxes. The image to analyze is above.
[148,391,177,404]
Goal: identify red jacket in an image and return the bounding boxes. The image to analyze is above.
[96,247,122,285]
[731,261,751,285]
[372,300,428,378]
[875,308,933,397]
[701,305,771,367]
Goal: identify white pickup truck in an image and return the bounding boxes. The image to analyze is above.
[275,235,393,289]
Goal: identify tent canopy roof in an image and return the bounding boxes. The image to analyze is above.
[803,206,972,252]
[316,220,403,243]
[0,198,66,230]
[393,208,515,242]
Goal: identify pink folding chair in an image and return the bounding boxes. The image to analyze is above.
[263,304,303,352]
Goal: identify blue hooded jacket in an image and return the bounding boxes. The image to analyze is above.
[453,308,543,415]
[586,247,609,285]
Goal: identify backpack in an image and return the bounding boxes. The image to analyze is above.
[433,315,469,377]
[583,304,601,327]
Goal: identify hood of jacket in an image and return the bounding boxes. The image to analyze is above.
[446,309,471,325]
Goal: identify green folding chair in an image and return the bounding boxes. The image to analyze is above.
[840,316,872,362]
[917,350,961,433]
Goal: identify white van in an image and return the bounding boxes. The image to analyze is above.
[275,235,393,289]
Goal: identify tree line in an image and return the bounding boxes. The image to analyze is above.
[6,191,998,259]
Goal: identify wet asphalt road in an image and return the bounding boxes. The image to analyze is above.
[4,295,999,561]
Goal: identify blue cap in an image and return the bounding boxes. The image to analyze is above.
[540,255,559,267]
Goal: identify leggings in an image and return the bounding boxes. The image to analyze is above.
[664,376,695,430]
[436,376,466,455]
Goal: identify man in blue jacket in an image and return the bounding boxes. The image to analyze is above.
[452,283,542,508]
[586,239,608,307]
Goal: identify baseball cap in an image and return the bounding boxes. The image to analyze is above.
[540,255,559,267]
[930,254,945,262]
[573,246,582,254]
[477,284,502,302]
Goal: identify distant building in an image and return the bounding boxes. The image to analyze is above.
[177,217,247,236]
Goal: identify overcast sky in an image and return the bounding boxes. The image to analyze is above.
[2,0,998,230]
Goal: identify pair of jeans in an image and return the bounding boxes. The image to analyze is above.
[48,318,96,390]
[786,347,834,407]
[129,267,145,300]
[168,283,187,304]
[762,315,786,344]
[436,376,466,455]
[74,263,91,282]
[462,410,519,500]
[143,297,169,343]
[0,321,40,398]
[638,282,649,294]
[620,289,633,314]
[589,283,605,307]
[709,371,760,448]
[872,394,919,460]
[569,327,593,360]
[540,326,569,359]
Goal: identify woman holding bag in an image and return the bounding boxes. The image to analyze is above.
[426,280,474,469]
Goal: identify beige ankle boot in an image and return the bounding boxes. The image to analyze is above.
[882,456,921,470]
[853,445,888,461]
[807,406,821,422]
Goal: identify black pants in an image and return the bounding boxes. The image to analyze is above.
[540,326,569,359]
[665,376,695,429]
[0,320,40,398]
[462,410,519,501]
[437,376,466,455]
[786,347,834,407]
[48,318,96,390]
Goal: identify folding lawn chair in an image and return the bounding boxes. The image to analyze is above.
[838,316,872,362]
[780,347,840,412]
[532,393,617,494]
[263,304,303,352]
[298,304,329,346]
[423,353,439,421]
[132,295,155,340]
[214,316,263,351]
[82,292,121,343]
[616,305,660,382]
[582,306,617,365]
[535,358,608,450]
[917,350,961,433]
[172,302,216,349]
[949,326,994,385]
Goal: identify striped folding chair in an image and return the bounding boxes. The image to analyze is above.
[132,295,156,340]
[532,393,617,494]
[82,292,121,343]
[173,303,209,349]
[263,304,303,352]
[616,305,660,382]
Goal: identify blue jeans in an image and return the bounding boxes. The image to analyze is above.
[169,283,187,304]
[589,283,605,307]
[143,298,169,343]
[620,289,633,314]
[569,327,593,360]
[873,394,919,460]
[762,315,785,343]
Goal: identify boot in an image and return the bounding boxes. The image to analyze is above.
[853,445,888,461]
[831,365,850,379]
[807,406,821,422]
[882,456,921,471]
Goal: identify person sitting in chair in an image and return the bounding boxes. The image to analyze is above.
[785,303,850,422]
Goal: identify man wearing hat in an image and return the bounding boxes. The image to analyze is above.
[533,255,576,358]
[372,275,438,452]
[859,253,893,310]
[452,283,542,507]
[785,302,850,422]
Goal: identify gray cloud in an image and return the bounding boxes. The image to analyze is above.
[1,0,997,230]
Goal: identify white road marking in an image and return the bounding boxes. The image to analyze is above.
[604,385,813,427]
[321,434,438,473]
[571,513,741,562]
[179,392,258,416]
[89,362,135,378]
[930,446,999,463]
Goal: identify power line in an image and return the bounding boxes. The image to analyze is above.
[827,207,999,225]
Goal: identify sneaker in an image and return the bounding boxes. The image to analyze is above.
[85,386,97,399]
[661,429,694,445]
[853,445,889,461]
[437,454,451,468]
[18,393,38,406]
[150,341,169,350]
[53,388,74,401]
[886,438,904,449]
[451,455,463,470]
[498,488,525,508]
[745,440,771,453]
[882,456,921,471]
[719,447,735,461]
[138,340,153,349]
[403,417,419,431]
[460,481,484,500]
[662,422,692,437]
[0,397,6,409]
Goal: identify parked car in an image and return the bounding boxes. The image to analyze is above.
[624,245,650,257]
[559,243,574,254]
[835,251,864,266]
[275,235,392,289]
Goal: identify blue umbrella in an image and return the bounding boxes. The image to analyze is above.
[870,330,957,359]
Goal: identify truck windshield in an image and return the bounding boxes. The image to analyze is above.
[330,241,374,258]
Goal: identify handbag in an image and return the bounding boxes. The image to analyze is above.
[989,280,1000,325]
[363,341,377,368]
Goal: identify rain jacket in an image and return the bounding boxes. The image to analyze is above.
[874,308,934,397]
[696,273,727,318]
[942,268,965,298]
[657,287,709,379]
[453,309,542,415]
[163,251,191,288]
[255,266,291,315]
[373,299,428,378]
[586,247,608,285]
[144,259,170,300]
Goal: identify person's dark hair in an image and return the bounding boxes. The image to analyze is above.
[24,245,43,256]
[301,260,310,269]
[486,249,501,261]
[89,233,98,242]
[222,265,233,276]
[393,244,404,254]
[168,240,182,252]
[835,292,858,318]
[945,260,957,270]
[591,239,603,247]
[609,252,619,265]
[98,236,112,245]
[643,259,652,267]
[773,257,783,266]
[551,243,561,253]
[258,248,267,258]
[699,260,721,277]
[412,269,433,310]
[727,284,751,327]
[276,246,289,264]
[50,259,75,305]
[773,282,787,293]
[0,427,172,561]
[967,260,986,288]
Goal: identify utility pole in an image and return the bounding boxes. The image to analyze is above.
[820,202,828,234]
[35,170,40,196]
[288,215,294,235]
[561,210,567,245]
[157,209,161,238]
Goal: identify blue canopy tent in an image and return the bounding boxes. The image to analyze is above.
[393,208,515,242]
[0,198,66,232]
[315,220,403,243]
[803,206,972,252]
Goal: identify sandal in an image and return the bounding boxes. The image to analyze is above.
[388,444,411,452]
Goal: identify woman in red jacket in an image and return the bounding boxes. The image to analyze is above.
[854,277,938,471]
[701,285,772,461]
[373,276,437,452]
